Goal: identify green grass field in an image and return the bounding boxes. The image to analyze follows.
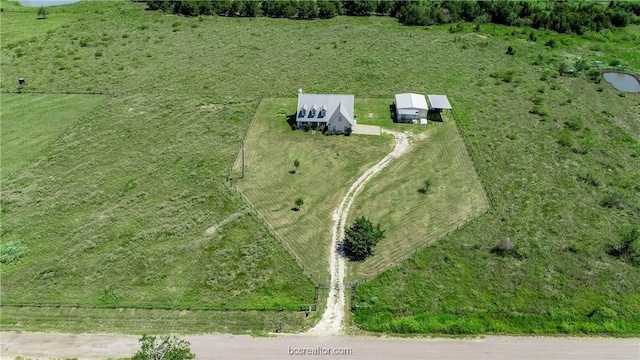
[232,98,392,282]
[0,306,315,334]
[1,0,638,334]
[347,116,489,280]
[0,93,106,177]
[1,92,315,313]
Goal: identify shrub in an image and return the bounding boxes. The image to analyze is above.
[575,58,590,72]
[600,191,623,209]
[489,70,515,83]
[506,46,516,55]
[345,127,353,136]
[293,197,304,211]
[545,39,558,48]
[609,59,621,67]
[558,62,569,76]
[491,238,521,258]
[557,129,573,147]
[564,115,583,131]
[530,105,550,118]
[577,173,600,187]
[0,241,27,264]
[532,94,544,105]
[587,68,601,83]
[133,335,195,360]
[418,179,432,194]
[529,31,537,42]
[608,228,640,266]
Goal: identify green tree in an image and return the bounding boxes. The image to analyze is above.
[418,179,431,194]
[318,0,338,18]
[294,197,304,211]
[37,6,48,19]
[343,216,385,262]
[505,46,516,55]
[133,335,195,360]
[293,158,300,173]
[298,0,319,19]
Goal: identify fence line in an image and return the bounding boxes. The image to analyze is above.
[352,110,495,307]
[225,96,332,311]
[1,89,115,96]
[0,301,316,312]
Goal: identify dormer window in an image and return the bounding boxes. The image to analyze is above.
[299,104,308,117]
[320,106,327,117]
[310,105,317,117]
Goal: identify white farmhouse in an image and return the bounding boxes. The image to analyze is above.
[296,90,355,133]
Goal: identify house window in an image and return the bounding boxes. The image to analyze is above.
[320,108,326,117]
[339,116,342,122]
[300,109,306,117]
[311,109,316,117]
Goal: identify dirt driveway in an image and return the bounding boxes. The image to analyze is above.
[352,124,381,135]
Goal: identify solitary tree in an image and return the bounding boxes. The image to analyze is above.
[293,159,300,173]
[505,46,516,55]
[37,6,48,19]
[293,197,304,211]
[342,216,385,261]
[133,335,195,360]
[419,179,432,194]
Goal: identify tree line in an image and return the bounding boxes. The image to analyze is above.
[146,0,640,34]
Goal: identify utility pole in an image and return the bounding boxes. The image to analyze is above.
[241,141,245,179]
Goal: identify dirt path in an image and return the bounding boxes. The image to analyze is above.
[204,209,249,236]
[306,130,410,336]
[2,332,638,360]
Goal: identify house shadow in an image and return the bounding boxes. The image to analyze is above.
[286,114,297,130]
[389,104,397,123]
[427,110,444,122]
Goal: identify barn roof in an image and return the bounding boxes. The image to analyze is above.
[427,95,452,110]
[395,93,428,110]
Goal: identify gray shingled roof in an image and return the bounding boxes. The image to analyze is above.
[297,93,355,125]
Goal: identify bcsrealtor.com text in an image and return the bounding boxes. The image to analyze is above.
[288,346,353,356]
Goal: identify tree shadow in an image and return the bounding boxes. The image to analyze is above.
[286,114,297,130]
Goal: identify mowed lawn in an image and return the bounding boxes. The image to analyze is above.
[1,93,106,178]
[348,116,489,280]
[233,99,392,282]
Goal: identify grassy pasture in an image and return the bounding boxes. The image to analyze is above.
[0,0,102,47]
[347,117,489,280]
[232,98,392,282]
[0,93,315,311]
[0,0,638,334]
[0,93,106,178]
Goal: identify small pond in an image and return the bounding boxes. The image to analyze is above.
[18,0,80,7]
[602,72,640,93]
